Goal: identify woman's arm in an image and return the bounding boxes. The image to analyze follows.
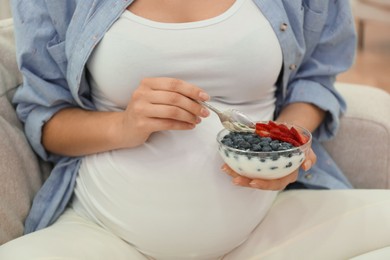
[275,102,325,133]
[42,78,210,157]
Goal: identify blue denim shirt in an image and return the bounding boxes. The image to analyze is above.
[11,0,356,233]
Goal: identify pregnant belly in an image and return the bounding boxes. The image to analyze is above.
[73,124,277,259]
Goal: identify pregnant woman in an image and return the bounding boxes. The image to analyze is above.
[2,0,389,259]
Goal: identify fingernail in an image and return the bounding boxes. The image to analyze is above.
[303,161,312,171]
[221,165,227,171]
[200,108,210,117]
[233,178,240,185]
[195,117,202,124]
[199,92,210,101]
[249,181,257,187]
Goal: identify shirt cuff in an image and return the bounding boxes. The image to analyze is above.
[283,79,346,141]
[23,104,71,162]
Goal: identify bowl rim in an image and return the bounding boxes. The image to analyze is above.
[216,121,312,155]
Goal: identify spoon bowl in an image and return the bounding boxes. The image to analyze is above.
[199,101,255,132]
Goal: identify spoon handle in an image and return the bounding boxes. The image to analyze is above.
[197,101,223,115]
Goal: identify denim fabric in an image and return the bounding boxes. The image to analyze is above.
[10,0,356,233]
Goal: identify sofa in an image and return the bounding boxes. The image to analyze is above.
[1,2,390,250]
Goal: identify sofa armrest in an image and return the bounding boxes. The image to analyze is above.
[0,17,46,245]
[323,83,390,189]
[0,18,22,102]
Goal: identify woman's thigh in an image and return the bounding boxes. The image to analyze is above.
[224,189,390,260]
[0,208,149,260]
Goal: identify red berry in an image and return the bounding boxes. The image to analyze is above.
[254,121,308,147]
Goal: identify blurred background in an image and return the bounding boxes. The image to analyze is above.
[338,0,390,93]
[1,0,389,93]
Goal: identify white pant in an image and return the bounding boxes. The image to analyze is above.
[1,189,390,260]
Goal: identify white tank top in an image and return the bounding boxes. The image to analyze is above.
[73,0,283,259]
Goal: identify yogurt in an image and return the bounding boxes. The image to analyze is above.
[218,145,305,179]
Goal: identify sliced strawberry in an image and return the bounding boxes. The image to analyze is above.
[273,126,296,139]
[277,123,291,134]
[290,127,307,145]
[254,121,307,147]
[269,128,282,135]
[255,123,271,131]
[269,133,301,147]
[255,129,271,137]
[268,121,279,129]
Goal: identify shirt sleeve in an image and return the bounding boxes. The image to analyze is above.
[283,0,356,142]
[11,1,77,162]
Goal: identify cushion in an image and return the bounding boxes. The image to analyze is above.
[0,18,22,100]
[325,83,390,189]
[0,18,44,245]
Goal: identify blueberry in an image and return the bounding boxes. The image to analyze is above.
[233,137,244,144]
[262,146,272,152]
[248,137,260,145]
[261,137,272,142]
[285,162,293,168]
[259,141,269,147]
[270,143,280,151]
[222,139,234,147]
[243,134,253,141]
[222,132,296,154]
[237,140,251,150]
[252,144,262,151]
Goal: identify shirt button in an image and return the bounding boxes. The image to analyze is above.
[289,64,297,70]
[304,173,313,180]
[280,23,288,31]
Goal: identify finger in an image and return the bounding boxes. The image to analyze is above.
[142,77,210,102]
[132,101,202,125]
[232,176,252,188]
[308,148,317,165]
[146,90,210,119]
[249,170,298,191]
[221,164,253,187]
[143,117,197,132]
[302,148,316,171]
[221,164,240,178]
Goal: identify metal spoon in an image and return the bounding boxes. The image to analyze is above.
[198,101,255,132]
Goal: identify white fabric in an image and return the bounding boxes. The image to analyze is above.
[75,0,282,258]
[351,246,390,260]
[1,190,390,260]
[86,0,282,116]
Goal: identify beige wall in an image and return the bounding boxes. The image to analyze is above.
[0,0,12,19]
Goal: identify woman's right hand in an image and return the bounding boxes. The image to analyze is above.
[119,77,211,148]
[42,77,210,156]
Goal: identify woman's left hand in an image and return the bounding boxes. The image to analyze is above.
[221,148,317,191]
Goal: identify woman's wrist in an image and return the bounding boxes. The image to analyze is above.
[43,108,139,156]
[275,102,325,133]
[108,111,147,150]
